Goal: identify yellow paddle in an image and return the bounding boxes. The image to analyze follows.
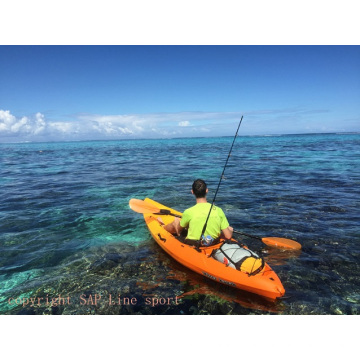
[129,199,302,250]
[129,199,181,217]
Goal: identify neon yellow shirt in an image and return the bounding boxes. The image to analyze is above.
[180,203,230,240]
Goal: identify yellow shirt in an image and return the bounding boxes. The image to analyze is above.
[180,203,230,240]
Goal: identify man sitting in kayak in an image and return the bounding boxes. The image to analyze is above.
[159,179,233,245]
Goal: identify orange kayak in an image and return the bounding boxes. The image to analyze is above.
[143,198,285,300]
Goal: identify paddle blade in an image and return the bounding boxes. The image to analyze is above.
[262,237,302,250]
[129,199,160,214]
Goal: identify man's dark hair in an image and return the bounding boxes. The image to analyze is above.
[192,179,207,198]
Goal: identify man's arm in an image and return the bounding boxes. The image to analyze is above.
[222,226,233,240]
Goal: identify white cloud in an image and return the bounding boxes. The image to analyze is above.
[179,121,190,127]
[1,109,231,142]
[0,110,47,137]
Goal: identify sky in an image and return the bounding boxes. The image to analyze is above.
[0,45,359,142]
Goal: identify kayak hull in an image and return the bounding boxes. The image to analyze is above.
[143,198,285,300]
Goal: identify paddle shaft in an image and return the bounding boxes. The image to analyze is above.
[200,116,243,239]
[233,229,262,241]
[157,209,181,218]
[233,229,301,250]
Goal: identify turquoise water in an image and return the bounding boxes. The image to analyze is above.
[1,134,359,314]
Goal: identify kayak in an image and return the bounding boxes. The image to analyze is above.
[142,198,285,300]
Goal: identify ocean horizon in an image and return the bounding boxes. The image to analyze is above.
[2,131,360,145]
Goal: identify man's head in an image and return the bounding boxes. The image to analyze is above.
[192,179,208,198]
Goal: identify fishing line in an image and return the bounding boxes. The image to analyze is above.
[200,116,244,240]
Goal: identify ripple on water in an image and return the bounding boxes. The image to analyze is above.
[1,134,359,314]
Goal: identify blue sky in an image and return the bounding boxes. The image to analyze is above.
[0,45,359,142]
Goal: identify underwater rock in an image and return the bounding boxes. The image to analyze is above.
[344,293,360,304]
[89,253,126,273]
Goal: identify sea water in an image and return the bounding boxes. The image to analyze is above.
[1,134,359,314]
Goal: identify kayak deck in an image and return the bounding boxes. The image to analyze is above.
[143,198,285,300]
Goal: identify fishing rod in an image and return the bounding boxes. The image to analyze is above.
[200,115,244,241]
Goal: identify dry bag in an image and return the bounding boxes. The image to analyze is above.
[213,242,264,275]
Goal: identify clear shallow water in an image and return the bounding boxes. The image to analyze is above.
[1,134,359,314]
